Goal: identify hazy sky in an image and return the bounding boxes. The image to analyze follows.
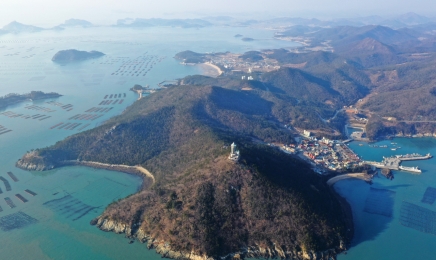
[2,0,436,26]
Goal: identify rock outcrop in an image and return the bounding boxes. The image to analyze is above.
[93,216,346,260]
[15,151,55,171]
[15,159,54,171]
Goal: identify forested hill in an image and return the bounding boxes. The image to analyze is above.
[17,84,349,258]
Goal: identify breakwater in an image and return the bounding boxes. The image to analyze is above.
[364,153,432,173]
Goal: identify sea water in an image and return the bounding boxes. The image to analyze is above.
[337,138,436,259]
[0,26,299,259]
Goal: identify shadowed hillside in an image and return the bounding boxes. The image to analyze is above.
[17,84,349,259]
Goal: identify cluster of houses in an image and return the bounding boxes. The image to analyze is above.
[290,136,363,173]
[206,53,280,74]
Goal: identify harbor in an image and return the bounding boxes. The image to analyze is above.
[364,153,432,173]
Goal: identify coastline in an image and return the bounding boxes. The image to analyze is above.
[196,62,222,77]
[60,160,155,189]
[329,184,355,253]
[93,215,346,260]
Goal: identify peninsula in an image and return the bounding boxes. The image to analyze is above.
[17,81,351,259]
[52,49,105,63]
[0,91,61,110]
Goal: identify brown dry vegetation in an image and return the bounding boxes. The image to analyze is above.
[23,83,348,257]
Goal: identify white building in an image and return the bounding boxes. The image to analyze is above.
[229,142,240,162]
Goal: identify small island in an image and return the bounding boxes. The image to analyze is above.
[0,91,62,110]
[241,37,255,42]
[234,34,243,38]
[52,49,105,63]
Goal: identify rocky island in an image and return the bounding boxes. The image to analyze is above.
[52,49,105,63]
[0,91,61,110]
[17,77,352,259]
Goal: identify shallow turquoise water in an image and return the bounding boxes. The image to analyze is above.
[0,26,299,259]
[337,138,436,259]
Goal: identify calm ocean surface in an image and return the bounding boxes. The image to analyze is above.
[337,138,436,259]
[0,26,299,259]
[1,25,434,259]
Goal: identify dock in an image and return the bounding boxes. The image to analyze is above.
[364,153,432,173]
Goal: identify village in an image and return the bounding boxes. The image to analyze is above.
[280,130,363,174]
[203,51,281,74]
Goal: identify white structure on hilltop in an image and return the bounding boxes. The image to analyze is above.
[229,142,240,162]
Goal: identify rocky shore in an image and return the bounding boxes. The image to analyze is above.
[92,216,347,260]
[15,159,55,171]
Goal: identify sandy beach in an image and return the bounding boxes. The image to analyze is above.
[197,62,223,77]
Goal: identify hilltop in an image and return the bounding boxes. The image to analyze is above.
[17,83,350,259]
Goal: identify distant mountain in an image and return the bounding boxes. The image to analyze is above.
[52,50,105,63]
[116,18,212,28]
[61,19,93,27]
[336,38,403,67]
[306,25,418,47]
[201,16,235,25]
[265,17,323,26]
[400,22,436,36]
[398,12,430,24]
[278,25,322,37]
[2,21,44,33]
[375,13,431,28]
[350,15,385,25]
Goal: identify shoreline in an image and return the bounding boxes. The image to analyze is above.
[329,184,355,252]
[59,160,155,190]
[196,62,223,77]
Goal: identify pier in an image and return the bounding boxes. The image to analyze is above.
[364,153,432,173]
